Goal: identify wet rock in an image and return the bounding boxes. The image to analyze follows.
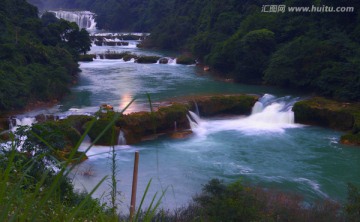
[293,97,360,146]
[136,56,161,64]
[159,58,169,64]
[292,98,355,131]
[35,114,59,123]
[169,130,193,139]
[191,95,258,117]
[176,55,196,65]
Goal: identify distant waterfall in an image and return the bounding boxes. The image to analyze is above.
[50,10,97,30]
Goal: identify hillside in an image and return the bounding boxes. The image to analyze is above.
[28,0,360,102]
[0,0,91,112]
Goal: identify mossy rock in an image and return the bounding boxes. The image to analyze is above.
[86,119,120,146]
[159,58,168,64]
[105,53,125,59]
[176,55,196,65]
[121,35,141,40]
[340,133,360,146]
[193,95,258,117]
[156,103,190,131]
[118,42,129,46]
[136,56,160,64]
[114,103,190,144]
[123,53,137,61]
[292,98,355,131]
[292,97,360,147]
[78,54,95,62]
[60,115,93,135]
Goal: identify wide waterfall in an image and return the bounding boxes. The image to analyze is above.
[50,10,97,30]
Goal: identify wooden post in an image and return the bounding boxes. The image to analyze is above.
[130,151,139,221]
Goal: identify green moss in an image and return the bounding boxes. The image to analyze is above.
[176,55,196,65]
[29,121,82,152]
[60,115,93,135]
[340,133,360,146]
[136,56,160,63]
[78,54,95,62]
[293,97,360,146]
[157,103,190,130]
[86,119,119,146]
[194,95,258,117]
[292,97,360,131]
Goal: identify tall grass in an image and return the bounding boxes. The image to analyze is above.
[0,97,165,221]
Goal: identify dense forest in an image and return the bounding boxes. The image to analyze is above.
[27,0,172,32]
[148,0,360,102]
[0,0,91,112]
[28,0,360,102]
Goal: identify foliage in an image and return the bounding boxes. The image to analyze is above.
[30,0,360,101]
[156,179,344,222]
[345,183,360,221]
[0,138,112,221]
[0,0,91,112]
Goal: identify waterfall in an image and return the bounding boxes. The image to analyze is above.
[117,130,126,145]
[187,94,300,135]
[50,10,97,30]
[10,117,37,132]
[251,101,264,114]
[193,101,200,117]
[168,58,177,65]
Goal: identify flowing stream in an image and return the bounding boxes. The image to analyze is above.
[8,22,360,211]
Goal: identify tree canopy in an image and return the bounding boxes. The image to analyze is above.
[0,0,91,112]
[27,0,360,101]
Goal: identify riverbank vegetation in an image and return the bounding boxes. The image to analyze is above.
[0,0,91,113]
[28,0,360,102]
[1,135,360,221]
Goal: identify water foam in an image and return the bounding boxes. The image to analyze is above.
[50,10,97,30]
[188,94,301,136]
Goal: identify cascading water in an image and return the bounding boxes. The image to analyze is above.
[117,130,126,145]
[10,117,37,132]
[50,10,97,30]
[188,94,300,136]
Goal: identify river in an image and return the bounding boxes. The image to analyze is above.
[33,38,358,212]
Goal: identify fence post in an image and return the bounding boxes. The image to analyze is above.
[130,151,139,221]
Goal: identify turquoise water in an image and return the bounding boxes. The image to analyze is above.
[58,42,360,211]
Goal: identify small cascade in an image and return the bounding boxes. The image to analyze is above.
[168,58,177,65]
[187,95,300,135]
[174,121,177,132]
[187,111,202,129]
[193,101,200,117]
[10,117,37,131]
[50,10,97,30]
[251,101,264,114]
[117,130,126,145]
